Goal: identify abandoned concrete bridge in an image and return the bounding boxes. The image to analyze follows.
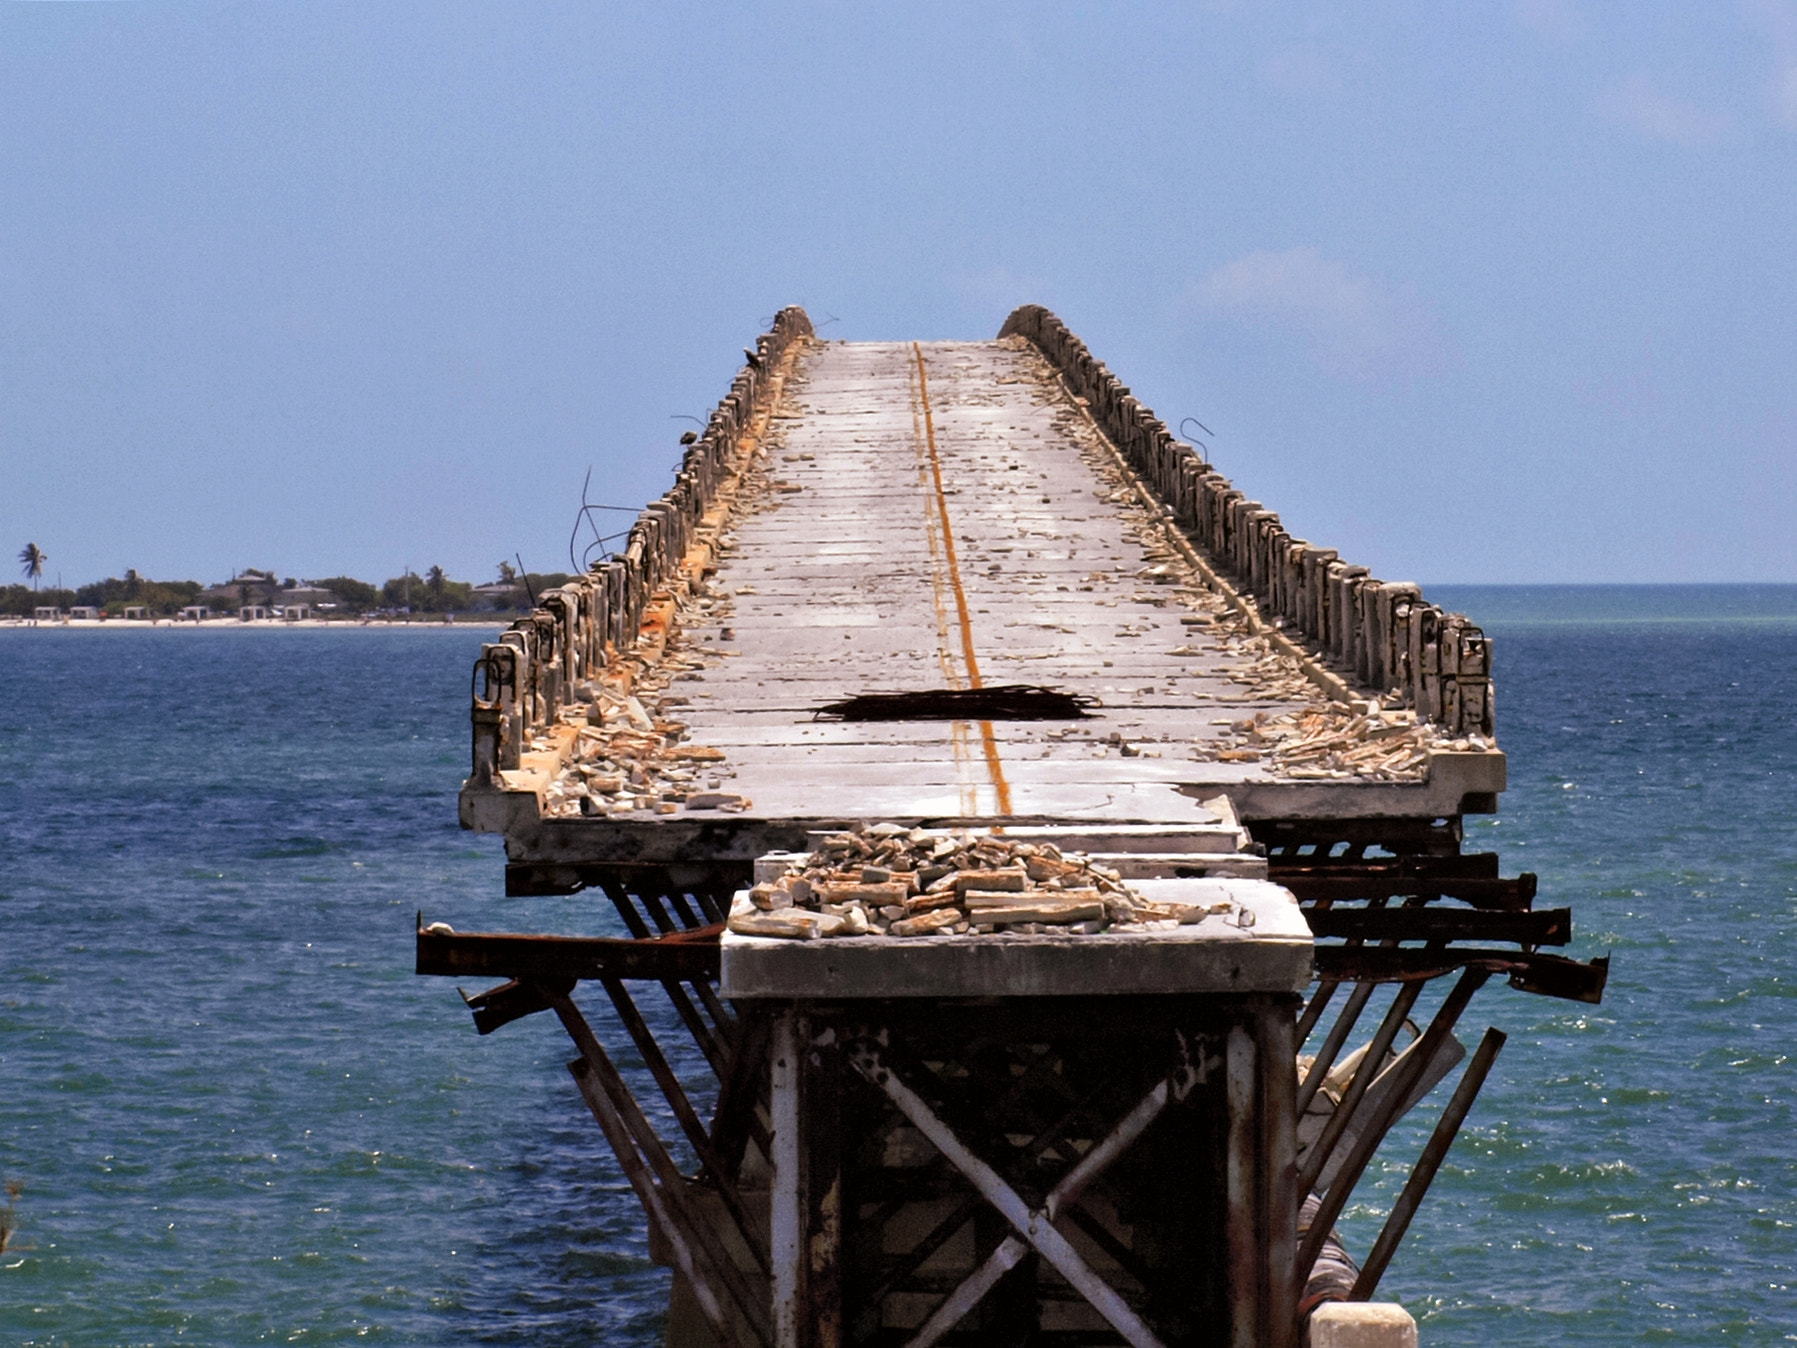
[417,307,1606,1348]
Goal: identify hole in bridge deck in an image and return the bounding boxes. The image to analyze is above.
[812,684,1099,722]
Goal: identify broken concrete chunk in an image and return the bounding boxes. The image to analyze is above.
[686,792,746,811]
[821,881,910,907]
[1024,855,1082,882]
[889,908,962,938]
[973,899,1106,925]
[964,887,1101,911]
[729,908,832,940]
[963,894,1105,924]
[902,888,963,914]
[1174,901,1234,924]
[953,869,1028,894]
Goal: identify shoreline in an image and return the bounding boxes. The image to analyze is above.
[0,617,508,631]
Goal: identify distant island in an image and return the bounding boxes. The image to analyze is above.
[4,563,567,622]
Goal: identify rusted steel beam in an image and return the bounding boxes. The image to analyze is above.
[1249,816,1463,858]
[709,1007,774,1176]
[1509,952,1611,1003]
[1312,947,1609,1001]
[1351,1026,1507,1301]
[1296,970,1490,1284]
[552,991,773,1347]
[633,886,738,1052]
[1295,980,1377,1121]
[1294,977,1339,1050]
[566,1055,747,1348]
[1283,873,1537,910]
[1304,905,1569,945]
[1296,982,1423,1198]
[596,877,731,1074]
[598,975,770,1276]
[1271,853,1500,881]
[460,976,575,1035]
[415,923,720,982]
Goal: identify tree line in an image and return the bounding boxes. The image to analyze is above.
[5,558,572,619]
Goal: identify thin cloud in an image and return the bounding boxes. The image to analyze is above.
[1597,73,1731,145]
[1195,247,1449,380]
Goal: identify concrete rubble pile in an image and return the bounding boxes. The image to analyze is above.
[536,587,751,819]
[1197,706,1488,780]
[1089,446,1468,781]
[1007,303,1496,739]
[727,825,1240,942]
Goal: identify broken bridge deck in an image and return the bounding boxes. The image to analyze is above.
[426,307,1608,1348]
[463,333,1503,874]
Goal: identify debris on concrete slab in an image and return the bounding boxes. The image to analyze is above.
[726,825,1236,940]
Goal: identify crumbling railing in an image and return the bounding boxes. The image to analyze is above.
[1000,305,1494,737]
[469,306,815,784]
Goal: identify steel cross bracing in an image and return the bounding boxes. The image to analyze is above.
[416,828,1606,1346]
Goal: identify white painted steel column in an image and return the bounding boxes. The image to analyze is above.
[770,1009,803,1348]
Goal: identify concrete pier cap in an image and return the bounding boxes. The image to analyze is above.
[1309,1300,1419,1348]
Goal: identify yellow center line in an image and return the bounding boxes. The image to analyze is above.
[909,353,978,814]
[913,342,1014,818]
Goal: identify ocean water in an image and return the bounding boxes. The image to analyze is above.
[2,591,1794,1344]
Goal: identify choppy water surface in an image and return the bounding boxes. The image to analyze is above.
[2,591,1794,1344]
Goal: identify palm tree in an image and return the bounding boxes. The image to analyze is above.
[18,543,46,591]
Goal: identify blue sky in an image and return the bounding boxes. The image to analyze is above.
[3,1,1792,588]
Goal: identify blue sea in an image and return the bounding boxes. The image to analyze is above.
[2,588,1794,1345]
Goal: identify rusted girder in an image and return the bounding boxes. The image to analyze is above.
[415,922,721,982]
[1304,905,1569,945]
[1272,852,1501,881]
[1283,873,1538,910]
[1313,946,1609,1002]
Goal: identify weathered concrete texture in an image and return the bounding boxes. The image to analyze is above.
[720,876,1313,999]
[1308,1301,1419,1348]
[677,338,1468,824]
